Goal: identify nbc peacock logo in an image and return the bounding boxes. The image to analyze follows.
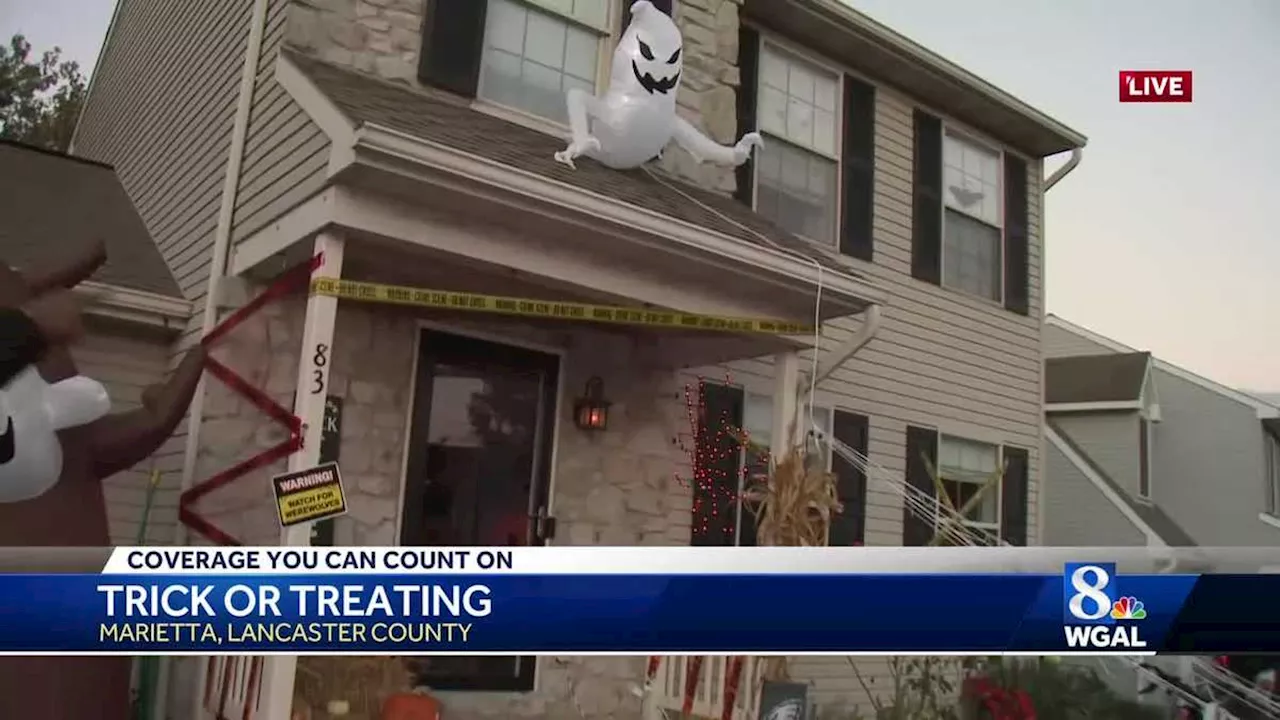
[1110,596,1147,621]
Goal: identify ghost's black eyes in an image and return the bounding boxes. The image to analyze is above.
[667,48,681,64]
[638,40,654,61]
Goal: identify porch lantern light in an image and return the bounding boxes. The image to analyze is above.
[573,377,611,432]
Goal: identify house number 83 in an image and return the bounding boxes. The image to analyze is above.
[310,343,329,395]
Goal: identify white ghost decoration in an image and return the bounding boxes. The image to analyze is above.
[0,367,111,503]
[554,0,763,170]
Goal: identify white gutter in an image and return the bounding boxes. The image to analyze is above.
[1044,148,1083,191]
[810,303,882,387]
[74,281,191,332]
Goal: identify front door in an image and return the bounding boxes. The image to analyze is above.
[400,329,559,691]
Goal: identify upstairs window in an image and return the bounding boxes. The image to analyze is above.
[754,43,841,246]
[1138,417,1153,499]
[911,110,1030,316]
[942,132,1003,302]
[478,0,608,124]
[1267,432,1280,516]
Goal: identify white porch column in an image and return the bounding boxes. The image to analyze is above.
[259,230,344,720]
[770,351,802,461]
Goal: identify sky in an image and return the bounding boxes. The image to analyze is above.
[2,0,1277,393]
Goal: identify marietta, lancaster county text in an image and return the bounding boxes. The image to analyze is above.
[98,621,474,645]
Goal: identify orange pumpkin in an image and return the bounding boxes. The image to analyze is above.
[380,692,441,720]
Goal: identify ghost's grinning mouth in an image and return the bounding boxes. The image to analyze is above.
[632,60,679,95]
[0,417,13,464]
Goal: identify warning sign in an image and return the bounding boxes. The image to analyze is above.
[271,462,347,528]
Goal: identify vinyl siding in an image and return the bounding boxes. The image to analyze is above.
[70,323,178,544]
[693,88,1046,711]
[74,0,252,304]
[1148,367,1279,546]
[1044,322,1117,358]
[1051,412,1142,498]
[1043,443,1144,546]
[230,0,331,246]
[71,0,255,541]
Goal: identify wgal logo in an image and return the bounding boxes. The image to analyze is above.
[1062,563,1147,649]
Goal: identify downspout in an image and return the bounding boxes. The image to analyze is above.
[810,303,882,388]
[1044,147,1083,191]
[1037,146,1083,545]
[170,0,270,718]
[176,0,270,547]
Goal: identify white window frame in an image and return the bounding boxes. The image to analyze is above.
[935,433,1003,538]
[734,393,834,546]
[750,34,845,248]
[939,126,1006,305]
[473,0,620,134]
[1266,432,1280,516]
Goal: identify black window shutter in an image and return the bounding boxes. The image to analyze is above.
[418,0,489,97]
[1003,154,1030,315]
[830,410,869,546]
[840,76,875,261]
[1000,446,1030,546]
[911,110,943,285]
[691,381,744,547]
[903,425,938,546]
[734,25,760,207]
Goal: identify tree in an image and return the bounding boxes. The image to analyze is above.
[0,34,87,152]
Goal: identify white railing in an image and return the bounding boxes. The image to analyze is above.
[200,656,263,720]
[648,656,764,719]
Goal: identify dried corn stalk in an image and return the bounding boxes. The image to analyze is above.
[294,656,414,718]
[740,424,842,683]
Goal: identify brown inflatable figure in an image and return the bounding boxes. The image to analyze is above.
[0,240,206,720]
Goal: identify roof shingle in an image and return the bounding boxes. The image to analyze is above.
[0,140,181,298]
[1045,352,1151,405]
[284,51,856,278]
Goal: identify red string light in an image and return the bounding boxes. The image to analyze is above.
[673,374,770,540]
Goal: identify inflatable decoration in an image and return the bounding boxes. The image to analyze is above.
[554,0,763,170]
[0,367,111,502]
[0,240,206,720]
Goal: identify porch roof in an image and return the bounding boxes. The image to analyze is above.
[0,140,181,299]
[282,51,866,287]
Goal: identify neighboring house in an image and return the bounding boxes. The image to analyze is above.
[1043,314,1280,548]
[1043,314,1280,718]
[72,0,1084,717]
[0,140,191,544]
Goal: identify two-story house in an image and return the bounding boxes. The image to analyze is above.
[1043,314,1280,549]
[1042,315,1280,715]
[73,0,1084,717]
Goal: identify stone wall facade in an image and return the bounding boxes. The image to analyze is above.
[194,288,697,718]
[285,0,746,193]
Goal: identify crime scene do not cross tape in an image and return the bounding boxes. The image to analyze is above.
[310,278,815,335]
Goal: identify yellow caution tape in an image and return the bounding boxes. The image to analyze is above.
[310,278,815,335]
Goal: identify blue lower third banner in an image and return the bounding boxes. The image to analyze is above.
[1,572,1277,654]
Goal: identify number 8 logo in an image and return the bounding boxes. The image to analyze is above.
[1068,565,1112,621]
